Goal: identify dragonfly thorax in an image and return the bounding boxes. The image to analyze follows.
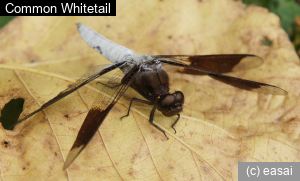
[125,54,153,64]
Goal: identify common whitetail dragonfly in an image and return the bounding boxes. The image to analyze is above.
[14,24,287,169]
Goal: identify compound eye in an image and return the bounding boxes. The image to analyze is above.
[174,91,184,105]
[162,94,176,106]
[156,94,176,111]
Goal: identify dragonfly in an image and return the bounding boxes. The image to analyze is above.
[14,23,287,169]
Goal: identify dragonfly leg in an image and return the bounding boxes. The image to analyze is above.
[171,114,180,134]
[149,107,169,139]
[120,98,152,120]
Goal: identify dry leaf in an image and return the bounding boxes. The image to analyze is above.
[1,0,300,180]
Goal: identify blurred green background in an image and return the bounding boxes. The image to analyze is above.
[0,16,14,28]
[0,0,299,56]
[243,0,300,57]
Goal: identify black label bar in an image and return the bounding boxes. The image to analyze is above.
[0,2,116,16]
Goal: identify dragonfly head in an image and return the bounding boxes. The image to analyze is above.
[155,91,184,117]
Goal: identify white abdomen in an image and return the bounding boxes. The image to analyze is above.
[77,23,135,64]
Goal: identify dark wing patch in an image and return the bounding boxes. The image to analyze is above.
[14,61,127,127]
[63,65,140,169]
[208,73,287,95]
[152,54,263,74]
[159,59,287,95]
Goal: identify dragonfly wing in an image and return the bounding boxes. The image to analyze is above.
[152,54,263,74]
[16,61,127,126]
[158,59,287,95]
[63,65,140,169]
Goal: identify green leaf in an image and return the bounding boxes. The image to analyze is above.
[0,16,15,29]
